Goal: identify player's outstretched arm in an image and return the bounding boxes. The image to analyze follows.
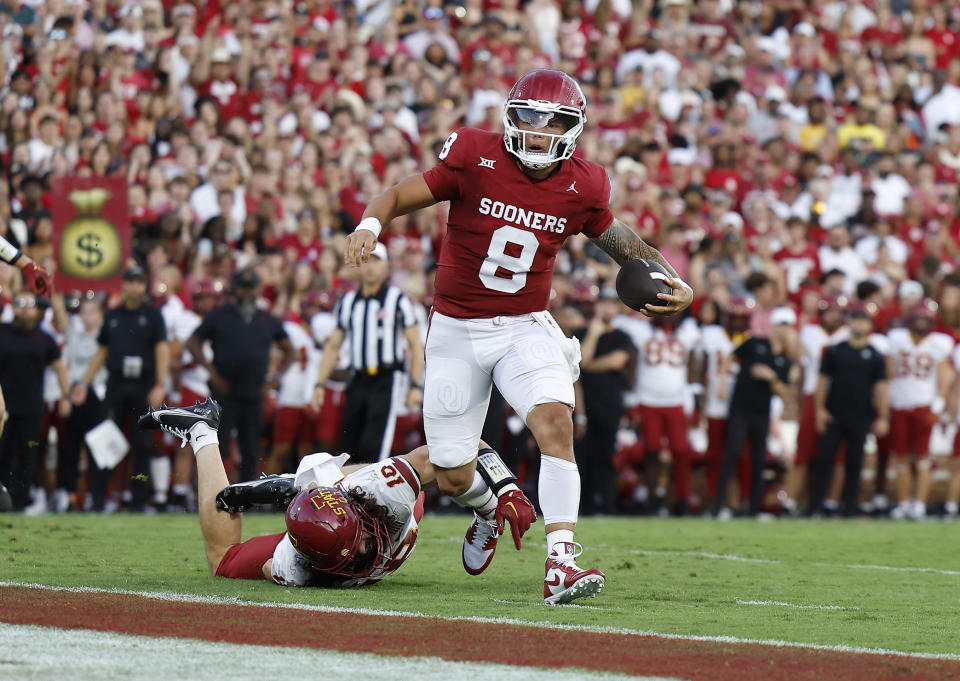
[0,235,52,295]
[345,175,440,266]
[590,218,693,316]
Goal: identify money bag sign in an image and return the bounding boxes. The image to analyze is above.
[52,177,130,292]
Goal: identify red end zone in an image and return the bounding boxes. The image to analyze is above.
[0,586,956,681]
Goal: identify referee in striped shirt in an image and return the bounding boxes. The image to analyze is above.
[311,243,424,462]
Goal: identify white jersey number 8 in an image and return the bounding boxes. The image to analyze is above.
[479,225,539,293]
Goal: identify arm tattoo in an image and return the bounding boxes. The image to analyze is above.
[590,218,679,278]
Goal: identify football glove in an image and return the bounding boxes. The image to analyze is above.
[494,488,537,550]
[22,262,52,296]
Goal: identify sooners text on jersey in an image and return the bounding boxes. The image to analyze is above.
[422,127,614,318]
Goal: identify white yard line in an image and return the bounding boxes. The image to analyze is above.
[628,549,781,564]
[735,599,860,611]
[832,563,960,577]
[611,547,960,577]
[2,581,957,661]
[0,623,662,681]
[492,598,604,611]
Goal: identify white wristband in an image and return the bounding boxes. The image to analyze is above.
[932,397,945,416]
[0,236,21,265]
[355,217,382,238]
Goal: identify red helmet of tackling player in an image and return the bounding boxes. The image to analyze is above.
[502,69,587,170]
[285,487,391,578]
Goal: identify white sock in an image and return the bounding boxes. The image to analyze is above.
[451,471,497,518]
[150,457,171,503]
[539,454,580,556]
[546,530,575,557]
[190,422,219,454]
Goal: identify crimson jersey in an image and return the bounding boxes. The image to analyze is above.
[422,128,614,318]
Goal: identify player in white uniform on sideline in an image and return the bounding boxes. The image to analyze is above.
[139,399,535,587]
[616,315,700,514]
[697,299,751,509]
[886,301,954,519]
[263,310,321,476]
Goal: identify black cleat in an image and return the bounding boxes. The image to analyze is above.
[216,474,300,513]
[139,398,222,446]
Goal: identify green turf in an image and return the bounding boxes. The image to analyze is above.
[1,513,957,654]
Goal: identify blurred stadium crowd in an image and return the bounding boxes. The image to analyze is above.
[3,0,960,517]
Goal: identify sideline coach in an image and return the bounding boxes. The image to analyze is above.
[809,304,889,515]
[187,268,293,481]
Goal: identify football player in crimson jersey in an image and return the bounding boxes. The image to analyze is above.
[886,301,955,520]
[345,69,693,603]
[140,399,535,588]
[0,234,53,296]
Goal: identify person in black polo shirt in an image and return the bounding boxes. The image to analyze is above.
[311,244,423,463]
[187,267,293,481]
[0,291,71,510]
[76,265,169,511]
[713,307,795,517]
[809,304,889,516]
[573,292,635,515]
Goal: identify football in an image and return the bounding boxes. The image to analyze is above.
[616,258,673,312]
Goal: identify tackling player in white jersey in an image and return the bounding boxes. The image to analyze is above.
[886,301,954,519]
[139,399,535,587]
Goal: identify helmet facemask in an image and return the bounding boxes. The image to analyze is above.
[502,102,585,170]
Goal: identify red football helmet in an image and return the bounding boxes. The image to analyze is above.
[724,297,754,334]
[502,69,587,170]
[285,487,391,578]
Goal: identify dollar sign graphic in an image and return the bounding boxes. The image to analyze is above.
[76,233,104,269]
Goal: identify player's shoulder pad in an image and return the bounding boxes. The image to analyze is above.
[568,156,613,206]
[436,127,501,171]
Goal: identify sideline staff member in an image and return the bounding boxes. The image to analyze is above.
[311,243,423,463]
[810,304,889,515]
[0,291,70,510]
[714,307,794,517]
[187,267,293,480]
[75,265,169,511]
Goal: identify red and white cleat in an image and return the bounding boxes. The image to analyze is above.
[462,512,500,575]
[543,542,605,605]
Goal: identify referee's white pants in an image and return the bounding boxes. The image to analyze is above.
[423,311,576,469]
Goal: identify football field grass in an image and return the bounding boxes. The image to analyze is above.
[1,513,957,655]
